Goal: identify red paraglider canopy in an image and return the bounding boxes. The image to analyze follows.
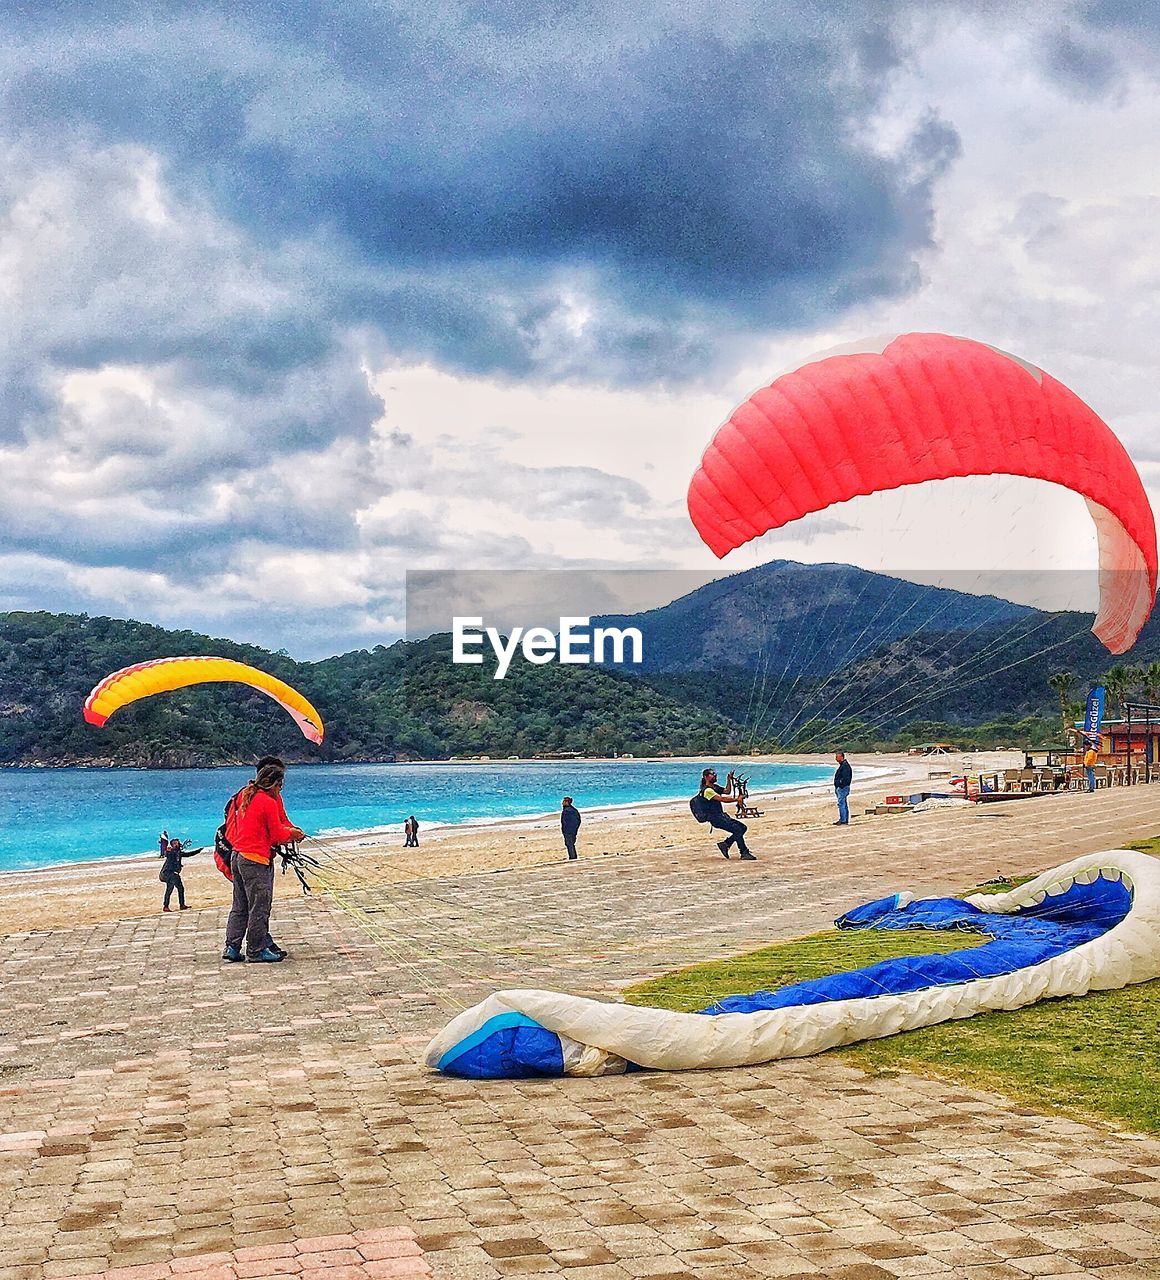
[687,333,1157,654]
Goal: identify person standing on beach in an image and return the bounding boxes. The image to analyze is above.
[833,751,853,825]
[408,816,420,848]
[403,817,414,846]
[700,768,756,860]
[160,837,188,912]
[222,761,304,963]
[561,797,581,860]
[1084,742,1099,792]
[219,755,291,960]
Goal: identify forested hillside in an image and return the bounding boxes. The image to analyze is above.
[0,613,737,766]
[6,560,1160,766]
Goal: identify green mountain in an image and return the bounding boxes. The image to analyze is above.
[4,562,1159,766]
[645,612,1129,752]
[595,560,1030,676]
[0,612,736,766]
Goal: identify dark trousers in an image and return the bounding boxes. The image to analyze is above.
[709,813,750,855]
[564,834,578,860]
[162,874,186,908]
[225,853,274,956]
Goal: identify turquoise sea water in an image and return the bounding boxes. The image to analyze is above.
[0,759,832,873]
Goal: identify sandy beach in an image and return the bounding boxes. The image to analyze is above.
[0,751,987,935]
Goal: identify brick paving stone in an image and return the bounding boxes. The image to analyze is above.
[5,788,1160,1278]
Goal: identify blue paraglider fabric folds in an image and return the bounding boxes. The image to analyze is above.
[435,876,1132,1078]
[703,877,1130,1015]
[435,1010,565,1079]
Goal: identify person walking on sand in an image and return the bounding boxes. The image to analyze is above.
[408,816,420,848]
[833,750,853,825]
[403,817,414,846]
[700,768,757,860]
[561,797,581,860]
[222,761,305,963]
[160,837,189,912]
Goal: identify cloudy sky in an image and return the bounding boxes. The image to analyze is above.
[2,1,1159,657]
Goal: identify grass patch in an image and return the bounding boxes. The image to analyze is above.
[624,872,1160,1133]
[628,929,983,1014]
[843,985,1159,1132]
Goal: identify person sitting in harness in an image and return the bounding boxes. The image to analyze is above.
[690,768,757,861]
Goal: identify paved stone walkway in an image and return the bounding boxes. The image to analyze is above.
[2,784,1160,1279]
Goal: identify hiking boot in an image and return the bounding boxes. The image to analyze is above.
[717,840,731,858]
[740,852,757,860]
[268,942,288,959]
[221,945,243,963]
[247,947,284,963]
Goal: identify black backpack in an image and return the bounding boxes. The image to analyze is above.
[689,792,713,823]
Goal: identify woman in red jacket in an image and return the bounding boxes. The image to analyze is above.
[222,762,305,963]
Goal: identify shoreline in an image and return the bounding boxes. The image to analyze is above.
[0,759,900,879]
[0,750,877,772]
[0,752,1005,933]
[0,747,1024,931]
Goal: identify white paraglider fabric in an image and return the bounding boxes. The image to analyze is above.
[425,850,1160,1078]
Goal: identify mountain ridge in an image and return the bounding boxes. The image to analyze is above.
[3,562,1153,765]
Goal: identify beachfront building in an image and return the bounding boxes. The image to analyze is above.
[1065,701,1160,784]
[1094,721,1160,763]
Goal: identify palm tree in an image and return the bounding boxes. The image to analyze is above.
[1103,664,1137,718]
[1047,671,1075,735]
[1142,662,1160,704]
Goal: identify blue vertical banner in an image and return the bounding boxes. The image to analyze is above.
[1083,685,1106,746]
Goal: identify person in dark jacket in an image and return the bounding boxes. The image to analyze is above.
[561,797,581,860]
[833,751,853,825]
[161,838,188,912]
[700,768,756,860]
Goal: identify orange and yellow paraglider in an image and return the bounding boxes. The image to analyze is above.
[83,657,324,744]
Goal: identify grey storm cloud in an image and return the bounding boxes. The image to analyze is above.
[0,1,968,385]
[4,1,1153,656]
[1033,1,1160,92]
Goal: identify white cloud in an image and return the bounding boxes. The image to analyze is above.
[4,7,1160,652]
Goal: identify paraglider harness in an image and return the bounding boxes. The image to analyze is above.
[732,774,763,819]
[690,772,763,823]
[213,796,240,881]
[274,842,320,896]
[213,796,318,895]
[690,775,728,824]
[689,790,715,823]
